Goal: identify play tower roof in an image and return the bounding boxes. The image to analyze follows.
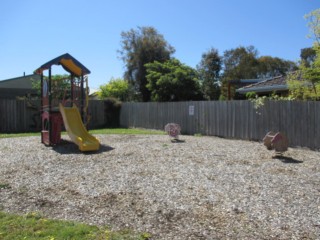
[34,53,91,77]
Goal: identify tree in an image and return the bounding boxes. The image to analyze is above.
[287,9,320,100]
[300,47,317,67]
[304,8,320,95]
[220,46,259,99]
[145,59,203,102]
[98,78,130,101]
[32,74,70,98]
[305,8,320,44]
[197,48,222,100]
[257,56,297,79]
[219,45,298,100]
[300,46,320,98]
[222,46,259,79]
[287,69,320,100]
[118,26,175,102]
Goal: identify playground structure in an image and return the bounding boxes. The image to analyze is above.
[34,53,100,151]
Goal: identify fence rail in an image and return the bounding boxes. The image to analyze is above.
[120,100,320,150]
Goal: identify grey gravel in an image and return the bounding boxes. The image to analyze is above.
[0,134,319,239]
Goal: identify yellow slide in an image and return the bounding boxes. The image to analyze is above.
[59,104,100,151]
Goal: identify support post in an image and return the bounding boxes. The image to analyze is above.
[48,67,52,144]
[40,73,43,144]
[80,74,85,124]
[70,74,74,104]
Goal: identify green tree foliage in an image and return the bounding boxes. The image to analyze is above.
[305,8,320,44]
[31,77,41,96]
[51,74,72,99]
[287,48,320,100]
[245,91,257,99]
[145,59,203,102]
[299,46,320,99]
[219,46,298,100]
[220,46,259,99]
[257,56,297,79]
[119,26,175,102]
[303,47,320,79]
[98,78,130,101]
[222,46,259,80]
[287,9,320,101]
[287,72,320,100]
[197,48,222,100]
[300,47,317,67]
[303,8,320,96]
[32,74,70,99]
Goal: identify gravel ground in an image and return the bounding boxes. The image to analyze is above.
[0,134,319,239]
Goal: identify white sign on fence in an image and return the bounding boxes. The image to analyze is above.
[189,105,194,116]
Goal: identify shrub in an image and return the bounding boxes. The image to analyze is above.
[104,98,122,128]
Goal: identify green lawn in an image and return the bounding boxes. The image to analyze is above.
[0,128,164,139]
[0,211,151,240]
[89,128,164,135]
[0,132,41,139]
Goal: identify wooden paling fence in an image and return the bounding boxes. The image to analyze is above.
[1,99,319,150]
[120,100,320,150]
[0,99,41,133]
[0,99,109,133]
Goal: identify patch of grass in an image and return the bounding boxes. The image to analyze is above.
[0,183,11,189]
[0,211,151,240]
[0,128,164,139]
[0,132,40,138]
[89,128,164,135]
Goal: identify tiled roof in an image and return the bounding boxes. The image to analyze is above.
[240,75,285,89]
[237,72,302,94]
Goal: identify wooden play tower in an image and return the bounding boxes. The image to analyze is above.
[34,53,91,147]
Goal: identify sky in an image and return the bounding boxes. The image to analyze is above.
[0,0,319,90]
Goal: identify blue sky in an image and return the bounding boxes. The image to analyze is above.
[0,0,318,89]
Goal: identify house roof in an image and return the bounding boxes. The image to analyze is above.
[229,79,265,84]
[34,53,91,77]
[236,75,288,94]
[0,74,40,89]
[0,74,40,99]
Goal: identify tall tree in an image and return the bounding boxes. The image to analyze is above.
[300,46,320,98]
[257,56,297,79]
[145,59,203,102]
[220,46,259,99]
[300,47,317,67]
[304,8,320,93]
[287,8,320,100]
[305,8,320,45]
[118,26,175,101]
[222,46,259,80]
[197,48,222,100]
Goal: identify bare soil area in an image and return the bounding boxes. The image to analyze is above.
[0,134,319,239]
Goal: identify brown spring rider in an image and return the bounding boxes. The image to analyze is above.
[263,131,288,156]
